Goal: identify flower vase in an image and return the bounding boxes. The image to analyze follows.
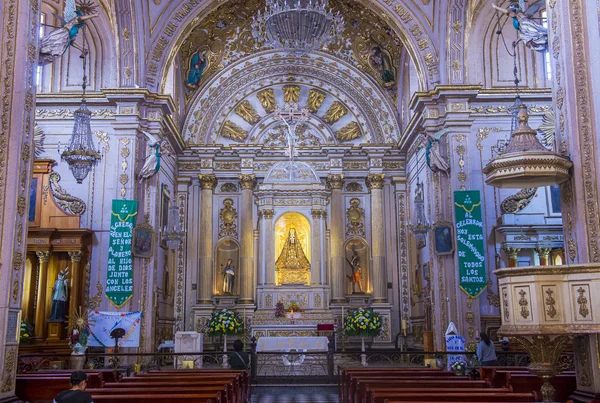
[222,335,229,368]
[360,336,367,367]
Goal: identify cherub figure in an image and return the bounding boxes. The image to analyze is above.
[492,1,547,53]
[39,0,98,65]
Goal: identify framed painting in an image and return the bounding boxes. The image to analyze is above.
[133,224,154,258]
[433,222,454,255]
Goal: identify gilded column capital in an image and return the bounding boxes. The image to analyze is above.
[366,173,385,190]
[263,209,275,219]
[503,246,521,259]
[35,250,51,263]
[68,251,84,262]
[198,174,217,191]
[326,174,344,190]
[311,209,324,219]
[536,247,552,259]
[238,174,257,190]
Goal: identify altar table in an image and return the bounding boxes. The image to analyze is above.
[256,336,329,352]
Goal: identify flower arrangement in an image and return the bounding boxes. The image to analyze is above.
[343,308,382,337]
[287,301,302,313]
[450,360,466,372]
[274,302,286,318]
[208,309,244,336]
[20,320,34,344]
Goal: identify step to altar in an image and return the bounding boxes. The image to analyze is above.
[251,311,335,338]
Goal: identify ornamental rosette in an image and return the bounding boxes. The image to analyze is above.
[208,309,244,336]
[343,308,382,337]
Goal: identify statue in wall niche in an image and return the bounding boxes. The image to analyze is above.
[346,250,364,294]
[425,128,451,175]
[38,0,98,65]
[50,268,69,321]
[222,259,235,294]
[139,131,164,182]
[492,1,547,53]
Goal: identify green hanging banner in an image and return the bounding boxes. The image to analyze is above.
[454,190,487,298]
[106,199,138,307]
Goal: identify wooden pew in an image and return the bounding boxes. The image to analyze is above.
[357,384,512,403]
[370,391,537,403]
[480,367,530,388]
[88,386,231,402]
[506,372,576,402]
[16,373,104,403]
[90,391,222,403]
[21,369,122,383]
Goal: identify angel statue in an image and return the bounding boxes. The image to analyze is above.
[138,131,164,182]
[425,128,451,175]
[39,0,98,65]
[50,268,69,321]
[492,1,547,53]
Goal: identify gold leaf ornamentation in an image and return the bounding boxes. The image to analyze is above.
[335,121,362,142]
[322,101,347,125]
[221,121,248,142]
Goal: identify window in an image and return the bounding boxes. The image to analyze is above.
[36,14,45,92]
[541,11,552,81]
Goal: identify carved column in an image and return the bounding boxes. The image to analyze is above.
[263,210,276,285]
[546,1,600,398]
[67,251,84,317]
[198,174,217,304]
[503,247,520,268]
[327,174,345,302]
[311,209,323,285]
[536,248,551,266]
[367,174,387,302]
[239,174,256,304]
[0,0,41,397]
[34,251,51,339]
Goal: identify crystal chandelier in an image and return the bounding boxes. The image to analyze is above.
[163,203,185,250]
[252,0,344,53]
[60,32,101,183]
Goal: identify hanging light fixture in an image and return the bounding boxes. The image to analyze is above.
[60,29,101,183]
[163,202,185,251]
[252,0,344,53]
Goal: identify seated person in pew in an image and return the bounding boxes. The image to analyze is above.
[476,332,497,367]
[53,371,93,403]
[229,339,250,370]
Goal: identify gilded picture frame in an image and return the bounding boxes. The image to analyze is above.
[133,223,154,258]
[433,222,454,256]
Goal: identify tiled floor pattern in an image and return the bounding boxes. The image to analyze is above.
[251,385,338,402]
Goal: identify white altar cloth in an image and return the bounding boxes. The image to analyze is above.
[256,336,329,352]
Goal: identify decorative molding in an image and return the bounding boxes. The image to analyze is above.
[218,198,238,239]
[345,182,364,192]
[346,198,365,236]
[198,174,217,191]
[366,174,385,190]
[326,174,344,190]
[220,183,238,193]
[500,188,537,214]
[48,172,86,215]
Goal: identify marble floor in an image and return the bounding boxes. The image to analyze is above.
[250,385,338,402]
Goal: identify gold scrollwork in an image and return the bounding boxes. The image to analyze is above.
[518,289,530,319]
[306,89,327,113]
[576,287,590,318]
[366,173,385,190]
[322,101,347,125]
[346,198,365,236]
[221,121,248,142]
[544,288,558,319]
[257,89,276,113]
[219,198,238,238]
[502,287,510,320]
[48,172,86,215]
[235,100,261,125]
[283,85,300,103]
[335,121,362,142]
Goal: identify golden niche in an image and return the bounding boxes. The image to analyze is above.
[275,213,311,285]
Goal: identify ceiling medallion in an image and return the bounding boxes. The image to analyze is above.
[483,105,572,188]
[252,0,344,53]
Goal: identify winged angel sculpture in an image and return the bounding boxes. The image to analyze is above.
[39,0,98,65]
[492,1,547,53]
[138,131,165,182]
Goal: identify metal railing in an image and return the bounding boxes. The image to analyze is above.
[17,340,575,385]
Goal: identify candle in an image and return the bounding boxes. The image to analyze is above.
[402,319,407,337]
[342,306,344,324]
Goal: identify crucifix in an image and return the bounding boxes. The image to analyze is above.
[272,102,310,163]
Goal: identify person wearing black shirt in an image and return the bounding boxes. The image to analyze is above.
[229,339,250,370]
[53,371,93,403]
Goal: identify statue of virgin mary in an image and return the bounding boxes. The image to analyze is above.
[275,228,310,283]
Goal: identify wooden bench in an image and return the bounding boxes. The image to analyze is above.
[16,373,104,403]
[90,391,222,403]
[358,384,512,403]
[369,391,537,403]
[506,372,576,402]
[88,386,231,402]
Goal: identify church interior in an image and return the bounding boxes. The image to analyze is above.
[0,0,599,402]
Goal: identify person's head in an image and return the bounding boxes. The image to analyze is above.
[480,332,491,346]
[70,371,88,390]
[233,339,243,352]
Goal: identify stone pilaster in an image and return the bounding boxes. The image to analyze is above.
[327,174,345,302]
[0,0,41,398]
[262,210,275,285]
[197,174,217,304]
[238,174,256,304]
[34,251,51,340]
[67,251,84,318]
[185,179,200,328]
[367,174,387,302]
[176,178,191,332]
[311,209,324,285]
[547,1,600,398]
